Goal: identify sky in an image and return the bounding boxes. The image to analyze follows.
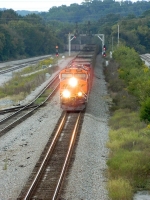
[1,0,84,12]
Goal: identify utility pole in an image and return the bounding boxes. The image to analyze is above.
[112,36,113,52]
[95,34,105,53]
[118,25,119,47]
[68,33,76,56]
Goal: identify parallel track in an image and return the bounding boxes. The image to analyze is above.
[18,111,84,200]
[0,74,59,137]
[0,55,51,74]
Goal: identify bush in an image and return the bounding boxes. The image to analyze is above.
[140,97,150,122]
[107,150,150,181]
[107,178,133,200]
[106,45,150,199]
[0,90,6,98]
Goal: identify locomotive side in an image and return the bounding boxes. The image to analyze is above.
[59,44,99,111]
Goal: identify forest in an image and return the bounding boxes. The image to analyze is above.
[40,0,150,22]
[0,0,150,61]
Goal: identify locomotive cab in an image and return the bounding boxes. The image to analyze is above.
[59,67,90,110]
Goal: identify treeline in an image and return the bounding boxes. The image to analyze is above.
[39,0,150,22]
[0,9,66,61]
[113,45,150,122]
[98,9,150,54]
[1,0,150,61]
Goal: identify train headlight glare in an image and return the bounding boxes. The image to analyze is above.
[78,92,82,97]
[62,89,70,98]
[69,77,78,87]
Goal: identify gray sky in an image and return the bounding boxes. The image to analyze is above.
[1,0,84,12]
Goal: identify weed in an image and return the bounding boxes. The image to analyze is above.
[105,50,150,199]
[3,158,8,170]
[107,178,133,200]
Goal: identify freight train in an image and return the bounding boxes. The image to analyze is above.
[59,44,99,111]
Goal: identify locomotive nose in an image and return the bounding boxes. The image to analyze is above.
[68,77,78,87]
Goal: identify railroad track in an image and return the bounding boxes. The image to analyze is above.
[0,105,37,114]
[17,111,84,200]
[140,54,150,61]
[0,55,51,74]
[0,74,59,137]
[140,54,150,67]
[0,63,34,74]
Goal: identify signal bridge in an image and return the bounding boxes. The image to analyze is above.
[68,33,105,56]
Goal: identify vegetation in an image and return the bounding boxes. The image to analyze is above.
[34,88,52,105]
[39,0,150,22]
[1,1,150,61]
[1,1,150,198]
[112,45,150,122]
[0,9,64,61]
[108,177,133,200]
[105,45,150,199]
[0,57,58,103]
[107,110,150,199]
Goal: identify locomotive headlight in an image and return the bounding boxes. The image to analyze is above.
[78,92,82,97]
[62,89,70,98]
[68,77,78,87]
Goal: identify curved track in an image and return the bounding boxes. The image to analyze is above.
[0,74,59,137]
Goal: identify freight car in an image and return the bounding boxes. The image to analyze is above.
[59,44,99,111]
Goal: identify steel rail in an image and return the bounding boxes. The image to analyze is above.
[0,74,59,123]
[0,83,59,135]
[52,112,81,200]
[0,55,51,74]
[23,112,67,200]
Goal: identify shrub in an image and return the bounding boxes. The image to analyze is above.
[109,109,146,130]
[0,90,6,98]
[140,97,150,122]
[107,178,133,200]
[107,150,150,188]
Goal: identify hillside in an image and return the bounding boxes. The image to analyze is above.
[38,0,150,22]
[1,0,150,61]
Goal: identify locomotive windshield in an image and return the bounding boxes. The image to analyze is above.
[61,73,87,80]
[61,73,72,79]
[74,73,87,80]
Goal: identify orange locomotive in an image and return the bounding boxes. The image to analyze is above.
[59,44,98,111]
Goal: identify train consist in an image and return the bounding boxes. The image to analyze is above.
[59,44,99,111]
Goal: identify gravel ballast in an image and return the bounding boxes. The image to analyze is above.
[0,54,110,200]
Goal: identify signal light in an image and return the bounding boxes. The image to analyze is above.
[103,52,106,57]
[55,45,59,56]
[103,45,106,51]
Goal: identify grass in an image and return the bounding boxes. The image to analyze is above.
[20,64,42,74]
[107,110,150,198]
[0,71,46,97]
[34,88,52,105]
[3,158,8,170]
[0,57,58,103]
[107,178,133,200]
[104,60,150,199]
